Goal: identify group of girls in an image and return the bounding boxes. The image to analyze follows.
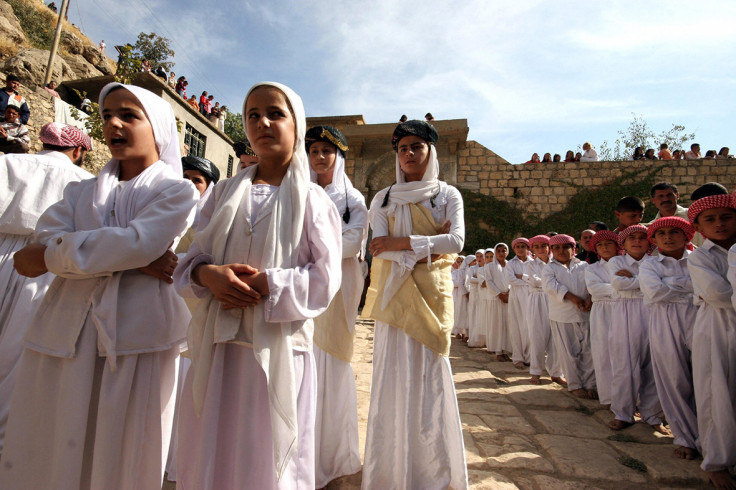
[1,81,468,489]
[451,187,736,490]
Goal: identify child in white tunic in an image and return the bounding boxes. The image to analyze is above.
[485,243,510,362]
[452,256,469,340]
[466,250,486,348]
[686,194,736,489]
[506,237,532,368]
[542,234,595,399]
[362,120,467,490]
[306,125,368,488]
[584,230,620,407]
[640,217,700,460]
[525,235,565,385]
[0,123,92,453]
[607,225,665,432]
[2,83,199,489]
[480,248,496,354]
[173,83,342,489]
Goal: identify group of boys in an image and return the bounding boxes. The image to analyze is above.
[453,181,736,489]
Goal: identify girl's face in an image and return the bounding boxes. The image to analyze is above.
[652,227,687,256]
[102,88,158,167]
[694,207,736,244]
[594,240,618,261]
[623,231,649,258]
[475,252,484,266]
[531,242,549,261]
[183,169,208,196]
[495,246,507,261]
[485,251,493,262]
[309,141,337,183]
[245,86,296,162]
[397,135,430,182]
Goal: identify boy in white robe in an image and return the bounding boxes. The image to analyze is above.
[506,237,532,368]
[525,234,565,385]
[485,243,510,361]
[607,225,665,432]
[0,123,92,452]
[584,230,620,407]
[640,216,700,460]
[542,234,595,399]
[687,193,736,489]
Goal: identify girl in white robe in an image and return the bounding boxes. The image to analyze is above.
[362,119,467,489]
[485,243,510,361]
[306,125,368,487]
[481,248,497,355]
[466,251,486,347]
[505,238,532,368]
[451,256,467,339]
[1,83,199,489]
[173,82,342,489]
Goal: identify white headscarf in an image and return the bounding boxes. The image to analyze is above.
[188,81,308,481]
[493,243,509,266]
[371,143,442,308]
[89,82,189,371]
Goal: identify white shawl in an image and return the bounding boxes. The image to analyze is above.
[369,145,442,308]
[89,82,184,371]
[188,81,308,481]
[310,152,366,241]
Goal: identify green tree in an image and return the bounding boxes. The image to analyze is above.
[133,32,175,71]
[113,44,140,84]
[598,114,696,161]
[224,111,246,143]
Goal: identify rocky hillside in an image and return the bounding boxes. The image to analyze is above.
[0,0,113,172]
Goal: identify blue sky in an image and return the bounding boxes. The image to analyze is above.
[67,0,736,163]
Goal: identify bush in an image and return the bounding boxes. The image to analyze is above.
[0,34,20,60]
[7,0,57,50]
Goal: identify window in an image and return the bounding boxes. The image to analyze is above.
[184,123,206,157]
[227,155,234,178]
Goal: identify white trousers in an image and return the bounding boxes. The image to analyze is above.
[467,291,485,347]
[528,291,562,377]
[486,298,508,354]
[589,301,615,405]
[550,320,595,391]
[609,299,662,424]
[507,286,530,363]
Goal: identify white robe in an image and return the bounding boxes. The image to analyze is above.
[505,256,531,363]
[363,184,467,490]
[689,240,736,472]
[607,254,662,425]
[484,261,509,354]
[584,259,616,405]
[525,258,561,377]
[0,151,92,452]
[174,183,342,489]
[465,265,485,347]
[451,267,468,336]
[640,251,699,450]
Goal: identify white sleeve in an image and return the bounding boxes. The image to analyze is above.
[607,258,641,291]
[40,180,196,279]
[264,190,343,322]
[688,248,734,309]
[368,191,417,271]
[542,265,568,301]
[584,267,615,300]
[409,186,465,258]
[174,188,218,299]
[639,261,692,304]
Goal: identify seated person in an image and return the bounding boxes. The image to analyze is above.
[0,105,30,154]
[43,81,60,98]
[658,143,672,160]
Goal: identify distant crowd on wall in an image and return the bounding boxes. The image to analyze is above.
[526,143,733,164]
[140,61,227,132]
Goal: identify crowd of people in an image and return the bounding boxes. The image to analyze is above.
[451,181,736,489]
[527,142,733,164]
[167,72,227,131]
[0,74,735,490]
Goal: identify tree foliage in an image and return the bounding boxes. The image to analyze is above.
[598,114,696,161]
[133,32,175,71]
[224,111,246,143]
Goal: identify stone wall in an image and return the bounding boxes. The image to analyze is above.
[456,141,736,217]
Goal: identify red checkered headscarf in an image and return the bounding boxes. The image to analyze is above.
[529,234,550,245]
[647,216,695,243]
[549,234,575,246]
[39,122,92,150]
[589,230,619,251]
[511,237,530,248]
[687,194,736,224]
[617,225,648,248]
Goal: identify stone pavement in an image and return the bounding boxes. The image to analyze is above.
[329,319,711,489]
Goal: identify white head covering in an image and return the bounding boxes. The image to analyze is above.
[189,82,309,481]
[370,142,442,308]
[89,82,191,371]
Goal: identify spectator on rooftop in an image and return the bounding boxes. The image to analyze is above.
[217,105,227,131]
[0,75,30,124]
[175,77,186,98]
[209,102,220,124]
[704,150,717,159]
[684,143,701,159]
[564,150,575,162]
[141,59,152,72]
[43,81,60,99]
[425,112,435,121]
[553,153,561,162]
[0,105,30,154]
[526,153,540,163]
[632,146,645,160]
[574,152,582,162]
[199,91,208,116]
[658,143,672,160]
[154,66,167,80]
[399,115,408,123]
[167,72,176,89]
[672,149,683,160]
[644,148,657,160]
[580,142,598,161]
[717,147,731,159]
[187,95,199,111]
[541,152,552,163]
